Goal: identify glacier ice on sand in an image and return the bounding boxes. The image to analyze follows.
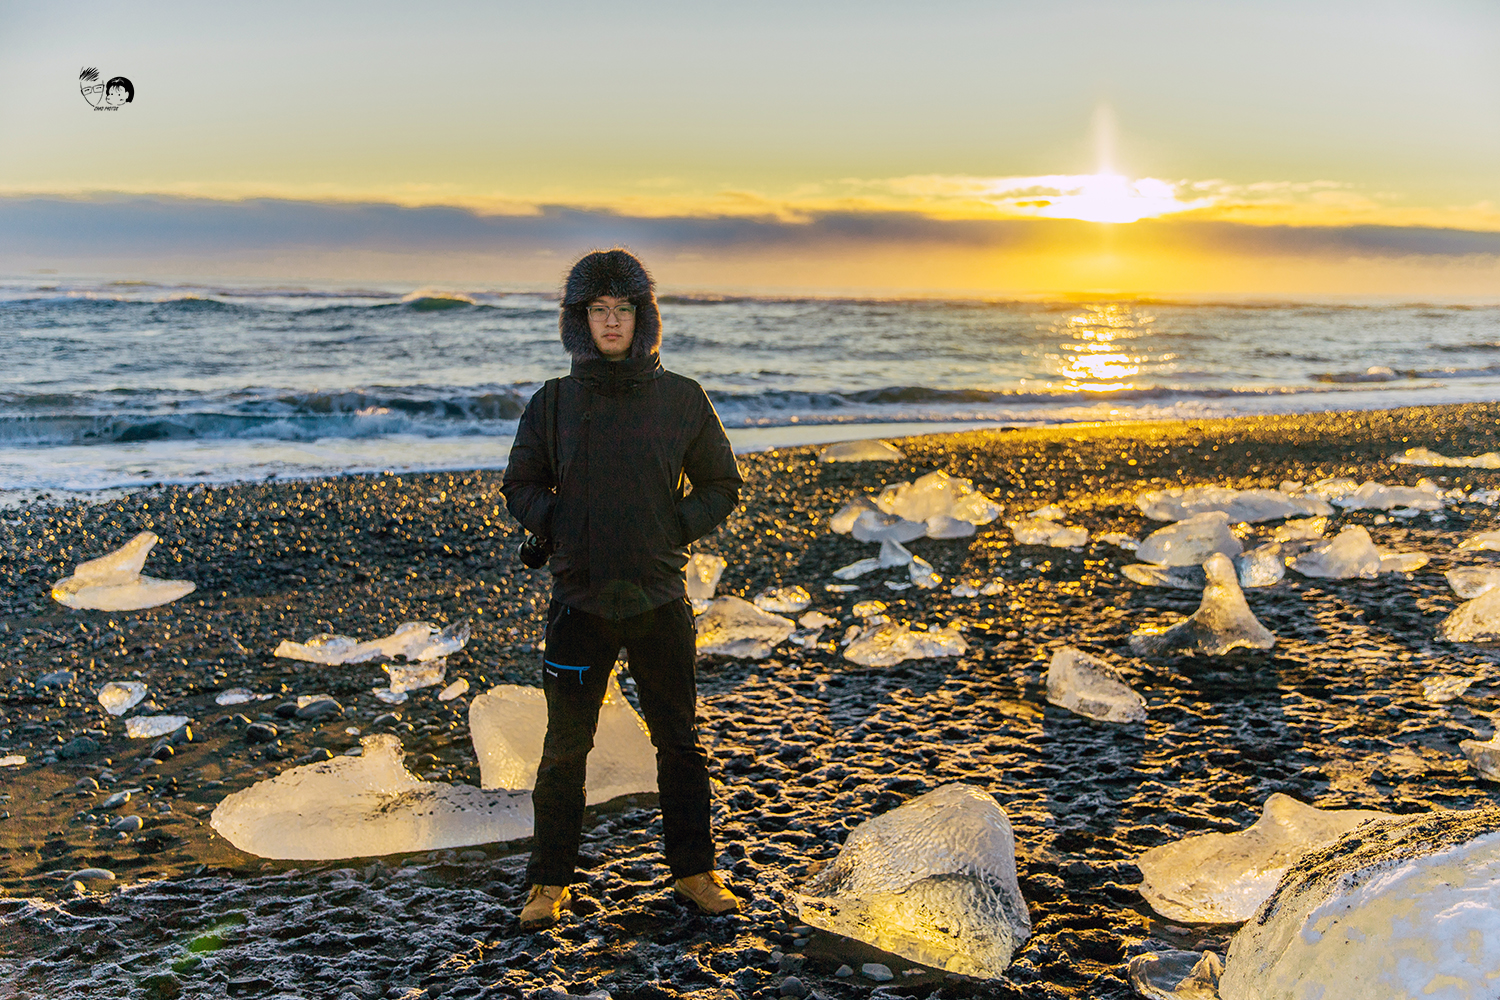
[210,734,534,860]
[795,783,1031,979]
[1006,517,1088,547]
[1289,525,1382,579]
[1136,486,1331,523]
[819,439,904,463]
[1045,647,1146,723]
[98,681,147,716]
[754,585,812,613]
[50,531,196,611]
[1439,588,1500,643]
[1130,553,1275,656]
[843,621,966,667]
[1127,949,1223,1000]
[125,715,191,739]
[684,552,728,603]
[1390,446,1500,469]
[1137,512,1242,567]
[694,596,796,659]
[274,620,470,665]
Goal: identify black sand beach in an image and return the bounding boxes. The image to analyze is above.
[5,403,1500,1000]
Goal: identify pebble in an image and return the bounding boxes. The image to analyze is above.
[57,736,100,760]
[371,713,401,728]
[293,748,334,765]
[109,815,143,832]
[295,698,342,720]
[244,723,279,744]
[37,670,76,688]
[66,867,116,882]
[779,976,807,998]
[74,777,99,791]
[835,965,853,978]
[274,702,300,719]
[861,963,894,982]
[100,791,131,810]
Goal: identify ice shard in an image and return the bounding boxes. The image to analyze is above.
[1271,517,1327,542]
[1136,487,1332,523]
[210,733,534,860]
[875,470,1002,526]
[685,552,728,601]
[50,531,196,612]
[1457,529,1500,552]
[878,538,914,567]
[852,600,887,618]
[384,659,447,694]
[694,596,796,658]
[924,515,976,539]
[1127,949,1223,1000]
[1333,479,1446,511]
[98,681,147,716]
[1045,647,1146,723]
[1389,446,1500,469]
[1439,588,1500,643]
[843,622,967,667]
[795,783,1031,979]
[1137,512,1242,567]
[125,715,191,739]
[1130,553,1276,656]
[1459,736,1500,781]
[754,585,812,613]
[468,673,657,803]
[1220,809,1500,1000]
[1421,674,1477,703]
[799,610,838,629]
[1123,564,1206,590]
[1006,517,1088,547]
[1289,525,1382,579]
[833,557,881,580]
[274,621,470,665]
[908,556,941,589]
[1378,550,1429,573]
[1137,793,1392,924]
[1097,532,1140,551]
[851,510,928,544]
[820,439,904,463]
[1236,544,1287,588]
[1446,566,1500,599]
[829,496,880,534]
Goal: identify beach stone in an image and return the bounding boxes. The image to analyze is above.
[57,736,99,760]
[861,963,894,982]
[244,723,279,744]
[780,975,808,997]
[215,714,252,728]
[835,965,853,977]
[38,670,76,688]
[295,697,342,720]
[274,702,300,719]
[294,747,334,765]
[371,713,401,728]
[67,867,116,881]
[109,815,143,832]
[74,777,99,791]
[101,791,131,809]
[138,972,181,1000]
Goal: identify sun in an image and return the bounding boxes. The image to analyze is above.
[990,173,1210,224]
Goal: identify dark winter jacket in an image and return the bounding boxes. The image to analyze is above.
[502,353,742,620]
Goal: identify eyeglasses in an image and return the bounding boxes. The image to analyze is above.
[586,303,636,321]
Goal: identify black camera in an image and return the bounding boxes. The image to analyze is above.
[518,532,554,569]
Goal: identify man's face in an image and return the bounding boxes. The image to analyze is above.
[587,295,636,361]
[82,82,104,106]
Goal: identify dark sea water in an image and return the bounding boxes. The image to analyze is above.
[2,277,1498,493]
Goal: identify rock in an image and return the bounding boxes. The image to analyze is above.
[1044,647,1146,723]
[819,439,904,463]
[138,972,181,1000]
[779,975,808,997]
[1137,512,1242,567]
[1290,525,1382,579]
[50,531,196,611]
[101,791,131,809]
[110,815,144,832]
[294,697,342,720]
[57,736,99,760]
[1126,949,1222,1000]
[469,673,656,803]
[1137,486,1331,523]
[210,734,533,860]
[796,783,1030,978]
[695,596,796,659]
[274,702,300,719]
[1221,808,1500,1000]
[38,670,76,688]
[293,748,334,765]
[861,964,894,982]
[835,965,853,977]
[214,688,259,706]
[244,723,279,744]
[1130,554,1276,656]
[66,867,116,881]
[1136,793,1392,924]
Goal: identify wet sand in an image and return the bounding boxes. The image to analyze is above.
[4,403,1500,999]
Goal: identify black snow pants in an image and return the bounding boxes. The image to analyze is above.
[525,596,714,886]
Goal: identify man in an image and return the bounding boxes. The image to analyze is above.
[502,248,744,930]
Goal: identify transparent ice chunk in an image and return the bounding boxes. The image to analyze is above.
[1378,550,1429,573]
[820,439,904,463]
[0,755,25,767]
[685,552,728,601]
[876,470,1001,526]
[1137,793,1392,924]
[1136,487,1332,523]
[437,678,469,701]
[50,531,196,611]
[924,514,976,539]
[1097,532,1140,551]
[878,538,914,567]
[1333,479,1446,511]
[1123,564,1205,590]
[1137,512,1242,567]
[1290,525,1382,579]
[694,596,796,658]
[852,600,887,618]
[1389,446,1500,469]
[125,715,191,739]
[884,581,911,591]
[1439,587,1500,643]
[98,681,147,716]
[909,556,941,589]
[1420,674,1477,703]
[799,610,838,629]
[1304,476,1360,502]
[1220,810,1500,1000]
[1029,504,1067,520]
[1045,647,1146,723]
[469,673,656,803]
[1236,544,1286,588]
[1127,949,1223,1000]
[795,783,1030,979]
[210,733,534,860]
[214,688,260,706]
[1446,566,1500,599]
[1130,553,1276,656]
[1457,530,1500,552]
[1271,516,1327,542]
[829,496,880,534]
[979,580,1005,596]
[951,582,979,598]
[384,658,447,694]
[1459,736,1500,781]
[852,510,928,544]
[826,583,860,593]
[1007,517,1088,547]
[275,621,470,665]
[754,585,812,613]
[833,558,880,580]
[843,622,967,667]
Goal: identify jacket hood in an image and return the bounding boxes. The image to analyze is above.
[559,248,663,362]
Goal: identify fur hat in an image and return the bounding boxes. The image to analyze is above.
[559,248,662,361]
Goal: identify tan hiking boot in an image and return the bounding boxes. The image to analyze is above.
[518,884,570,929]
[673,871,741,915]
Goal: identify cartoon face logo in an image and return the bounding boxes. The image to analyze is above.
[80,67,133,110]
